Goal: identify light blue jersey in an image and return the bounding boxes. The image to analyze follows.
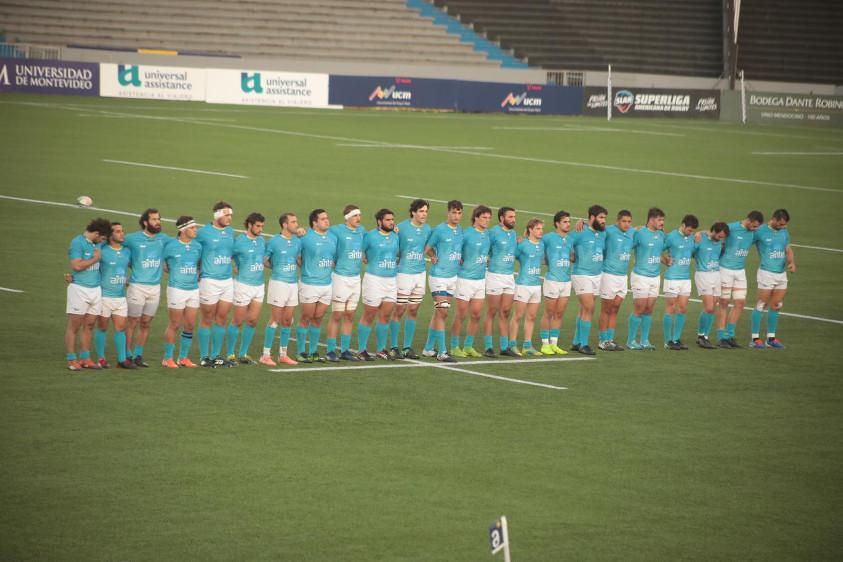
[427,222,463,278]
[569,228,605,276]
[363,228,400,277]
[68,234,101,288]
[300,229,336,286]
[265,234,301,283]
[755,224,790,273]
[329,223,364,277]
[632,228,665,278]
[396,219,431,274]
[542,231,572,282]
[487,224,517,275]
[196,223,234,281]
[458,227,491,280]
[100,244,131,297]
[694,234,724,273]
[233,234,266,287]
[602,224,634,276]
[123,230,170,285]
[664,229,695,281]
[720,221,756,270]
[163,237,202,290]
[515,238,543,286]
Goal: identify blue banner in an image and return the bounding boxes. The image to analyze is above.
[0,58,99,96]
[457,81,583,115]
[329,75,457,110]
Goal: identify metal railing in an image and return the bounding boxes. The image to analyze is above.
[546,70,584,87]
[0,42,62,60]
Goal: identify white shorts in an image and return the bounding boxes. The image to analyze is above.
[599,273,628,300]
[167,287,200,310]
[456,277,485,301]
[429,275,457,297]
[695,271,721,297]
[267,280,299,308]
[299,282,332,305]
[514,284,542,304]
[485,271,516,295]
[66,283,102,315]
[543,279,572,299]
[331,273,361,311]
[127,283,161,317]
[396,272,426,298]
[630,272,660,299]
[663,279,692,298]
[720,267,747,290]
[362,273,398,307]
[233,281,265,307]
[572,274,601,296]
[757,269,788,290]
[199,277,234,306]
[100,296,128,318]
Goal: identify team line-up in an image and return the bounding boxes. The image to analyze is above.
[63,199,795,371]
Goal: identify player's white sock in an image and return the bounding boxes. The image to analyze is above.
[550,336,558,345]
[279,346,287,358]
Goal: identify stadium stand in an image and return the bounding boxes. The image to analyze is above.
[0,0,499,66]
[736,0,843,85]
[432,0,723,76]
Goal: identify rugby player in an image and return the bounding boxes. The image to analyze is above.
[422,200,463,362]
[484,207,518,357]
[508,218,545,356]
[750,209,795,349]
[326,205,365,362]
[597,210,634,351]
[297,209,336,363]
[693,222,730,349]
[716,210,764,348]
[357,209,400,360]
[568,205,607,356]
[662,215,698,350]
[449,205,492,358]
[161,216,202,368]
[539,211,572,355]
[124,208,169,368]
[227,212,266,365]
[391,198,431,359]
[65,218,111,370]
[94,222,133,369]
[259,213,301,366]
[626,207,667,351]
[197,202,235,367]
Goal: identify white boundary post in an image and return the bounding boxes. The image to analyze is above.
[490,515,511,561]
[740,69,747,124]
[607,64,612,121]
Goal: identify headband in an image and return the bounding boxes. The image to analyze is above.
[177,219,197,231]
[344,208,361,220]
[213,208,233,220]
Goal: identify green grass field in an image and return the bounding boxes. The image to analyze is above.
[1,93,842,560]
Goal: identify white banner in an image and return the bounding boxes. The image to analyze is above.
[100,63,205,101]
[206,68,330,108]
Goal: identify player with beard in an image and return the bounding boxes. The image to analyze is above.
[357,209,400,360]
[483,207,518,357]
[750,209,795,349]
[568,205,607,355]
[662,215,698,350]
[124,208,169,367]
[197,201,236,367]
[297,209,337,363]
[596,210,634,351]
[260,213,302,366]
[93,222,132,369]
[717,210,764,348]
[227,212,267,364]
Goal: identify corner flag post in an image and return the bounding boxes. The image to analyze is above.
[740,69,747,124]
[489,515,511,562]
[607,64,612,122]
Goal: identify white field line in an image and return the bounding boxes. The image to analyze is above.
[336,143,494,149]
[102,159,248,179]
[790,243,843,253]
[396,195,586,221]
[403,358,568,390]
[493,126,686,137]
[671,296,843,326]
[0,286,24,293]
[635,122,820,140]
[14,101,839,195]
[752,151,843,156]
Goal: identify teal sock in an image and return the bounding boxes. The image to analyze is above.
[403,319,417,349]
[211,324,225,357]
[628,314,641,344]
[437,330,447,353]
[751,309,763,336]
[390,320,400,349]
[580,321,592,346]
[464,335,474,348]
[698,313,708,336]
[484,335,493,350]
[67,352,77,361]
[179,331,192,360]
[550,328,560,342]
[598,330,607,343]
[450,335,460,349]
[376,323,389,351]
[80,350,90,360]
[326,337,337,353]
[280,327,291,350]
[540,330,549,342]
[198,326,211,358]
[673,313,686,342]
[296,327,308,356]
[509,338,518,350]
[239,325,256,357]
[308,326,321,355]
[94,328,107,359]
[716,328,727,341]
[226,324,240,356]
[424,328,436,351]
[523,340,532,349]
[340,334,351,353]
[727,322,736,338]
[767,310,780,336]
[263,324,277,351]
[164,343,175,360]
[701,313,714,337]
[499,335,508,350]
[114,331,127,362]
[663,314,674,343]
[358,322,373,352]
[573,319,581,345]
[133,345,143,358]
[640,315,652,343]
[607,328,614,341]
